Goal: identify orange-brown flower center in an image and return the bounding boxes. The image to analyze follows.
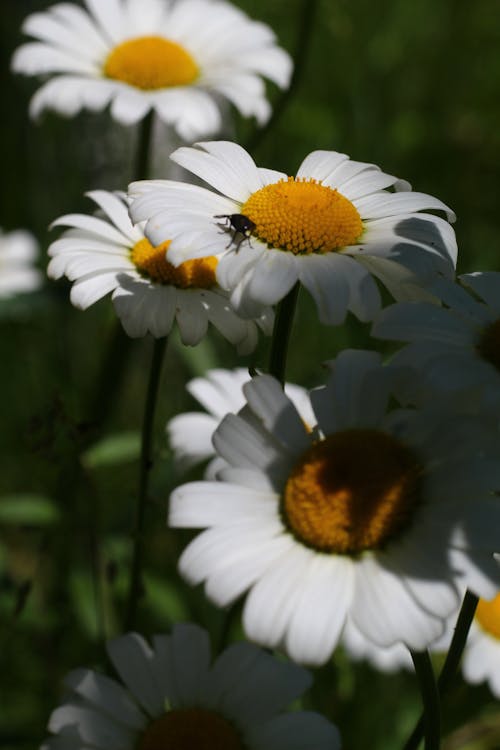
[475,593,500,640]
[282,429,423,555]
[241,177,363,254]
[139,709,244,750]
[131,238,217,288]
[104,36,199,90]
[476,318,500,372]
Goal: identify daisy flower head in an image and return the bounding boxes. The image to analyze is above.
[0,228,42,299]
[372,272,500,411]
[167,367,315,477]
[129,141,457,325]
[11,0,292,140]
[169,349,500,666]
[48,190,272,350]
[461,592,500,697]
[42,623,340,750]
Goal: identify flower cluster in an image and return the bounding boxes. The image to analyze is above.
[9,0,500,747]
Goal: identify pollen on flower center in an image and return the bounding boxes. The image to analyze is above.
[131,238,217,288]
[476,318,500,372]
[475,593,500,640]
[139,708,244,750]
[240,177,363,254]
[282,429,423,555]
[104,36,199,90]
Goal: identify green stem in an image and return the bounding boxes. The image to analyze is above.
[268,283,300,384]
[83,322,132,448]
[404,591,479,750]
[134,110,155,180]
[124,336,167,630]
[245,0,319,154]
[410,650,441,750]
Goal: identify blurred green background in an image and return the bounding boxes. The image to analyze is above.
[1,1,500,748]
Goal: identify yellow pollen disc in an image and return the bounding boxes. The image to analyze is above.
[131,238,217,288]
[475,593,500,640]
[476,318,500,372]
[139,709,244,750]
[104,36,199,90]
[241,177,363,255]
[282,429,423,555]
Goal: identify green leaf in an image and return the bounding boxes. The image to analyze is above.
[82,431,141,469]
[0,494,60,526]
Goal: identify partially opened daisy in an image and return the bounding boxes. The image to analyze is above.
[129,141,457,324]
[372,273,500,411]
[42,623,340,750]
[167,367,315,476]
[169,350,500,666]
[48,190,272,350]
[12,0,291,140]
[0,228,42,298]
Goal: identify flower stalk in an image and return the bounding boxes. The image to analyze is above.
[268,282,300,385]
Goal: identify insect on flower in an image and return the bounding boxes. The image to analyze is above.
[214,214,256,252]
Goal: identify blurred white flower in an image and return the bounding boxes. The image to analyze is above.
[12,0,292,140]
[0,228,42,299]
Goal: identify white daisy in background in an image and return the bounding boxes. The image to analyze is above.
[460,592,500,697]
[431,590,500,699]
[169,349,500,666]
[11,0,291,140]
[42,623,340,750]
[372,272,500,411]
[167,367,315,477]
[129,141,457,324]
[48,190,272,350]
[0,228,42,299]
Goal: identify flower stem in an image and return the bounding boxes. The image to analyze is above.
[124,336,167,630]
[268,283,300,385]
[245,0,319,154]
[410,650,441,750]
[134,110,155,180]
[403,591,479,750]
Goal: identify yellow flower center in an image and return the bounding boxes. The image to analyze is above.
[475,593,500,640]
[476,318,500,372]
[139,709,244,750]
[282,429,423,555]
[131,238,217,288]
[240,177,363,255]
[104,36,199,90]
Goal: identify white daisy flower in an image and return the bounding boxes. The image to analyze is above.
[0,228,42,299]
[129,141,457,324]
[372,272,500,411]
[167,367,315,477]
[461,593,500,697]
[42,623,340,750]
[48,190,272,350]
[169,349,500,666]
[12,0,292,140]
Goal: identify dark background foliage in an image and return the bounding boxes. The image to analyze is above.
[1,1,500,748]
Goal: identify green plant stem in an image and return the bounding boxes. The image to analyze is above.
[268,283,300,384]
[245,0,319,154]
[410,650,441,750]
[134,110,155,180]
[404,591,479,750]
[124,336,167,630]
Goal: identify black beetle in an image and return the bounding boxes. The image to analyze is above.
[214,214,256,252]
